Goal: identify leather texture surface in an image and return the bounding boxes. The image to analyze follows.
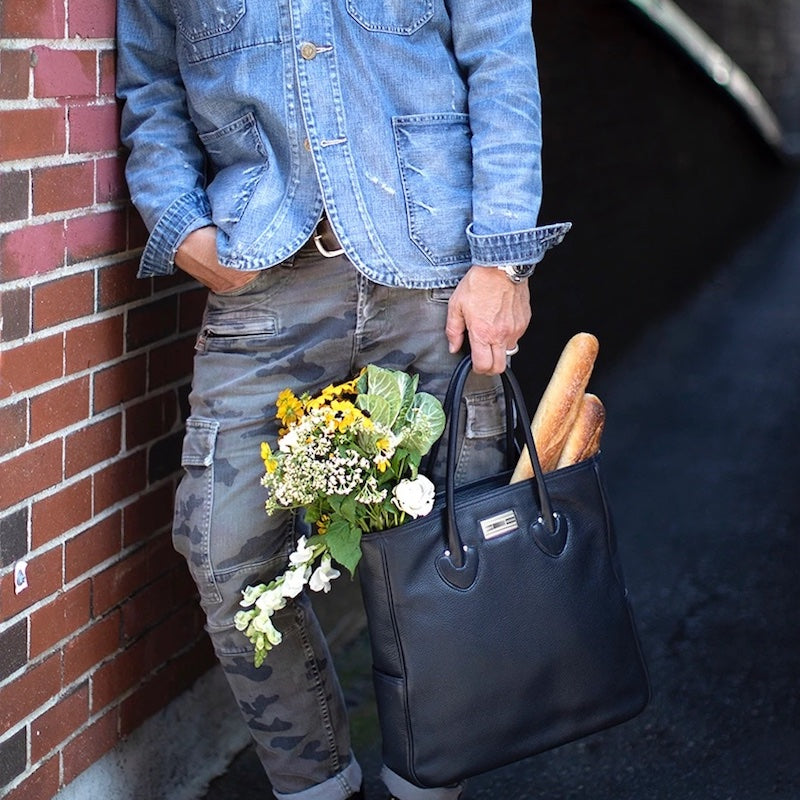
[359,359,650,788]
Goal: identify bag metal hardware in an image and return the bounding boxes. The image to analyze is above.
[480,510,519,540]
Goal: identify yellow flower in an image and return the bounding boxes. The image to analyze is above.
[374,436,392,472]
[276,389,304,427]
[332,373,362,396]
[327,399,364,433]
[260,442,278,474]
[316,514,330,535]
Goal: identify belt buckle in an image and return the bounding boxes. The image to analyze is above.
[313,217,345,258]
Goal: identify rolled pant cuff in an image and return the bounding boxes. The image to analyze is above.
[381,766,464,800]
[273,754,362,800]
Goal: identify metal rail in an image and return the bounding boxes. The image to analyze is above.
[625,0,792,158]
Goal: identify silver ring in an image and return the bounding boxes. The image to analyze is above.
[505,345,519,356]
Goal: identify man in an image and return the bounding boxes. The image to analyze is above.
[116,0,569,797]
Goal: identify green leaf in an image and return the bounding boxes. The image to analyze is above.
[339,494,358,524]
[396,372,419,427]
[358,365,403,426]
[357,393,393,427]
[402,392,446,454]
[324,518,362,576]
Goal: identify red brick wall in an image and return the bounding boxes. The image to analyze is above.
[0,2,216,797]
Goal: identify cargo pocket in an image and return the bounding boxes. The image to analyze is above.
[172,418,222,604]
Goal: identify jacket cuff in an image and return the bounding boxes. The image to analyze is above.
[466,221,572,267]
[137,189,213,278]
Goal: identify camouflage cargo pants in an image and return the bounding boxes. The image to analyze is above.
[173,245,507,800]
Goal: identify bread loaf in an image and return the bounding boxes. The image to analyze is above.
[510,332,599,481]
[555,393,605,469]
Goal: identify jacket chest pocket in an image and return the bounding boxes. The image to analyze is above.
[346,0,434,34]
[173,0,245,41]
[172,0,278,63]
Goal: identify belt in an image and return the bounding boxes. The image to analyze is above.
[311,214,345,258]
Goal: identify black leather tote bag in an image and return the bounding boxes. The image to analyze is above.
[358,356,649,788]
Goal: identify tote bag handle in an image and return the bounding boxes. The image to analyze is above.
[439,356,556,574]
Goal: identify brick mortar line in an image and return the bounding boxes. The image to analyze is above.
[0,581,200,691]
[0,96,65,112]
[0,196,128,235]
[0,297,126,353]
[0,96,117,112]
[0,303,197,362]
[0,467,177,576]
[0,38,116,50]
[0,152,120,177]
[0,166,123,228]
[0,274,198,351]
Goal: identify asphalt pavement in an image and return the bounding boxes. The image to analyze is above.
[201,176,800,800]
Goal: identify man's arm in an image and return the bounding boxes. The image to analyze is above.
[117,0,215,278]
[445,0,570,373]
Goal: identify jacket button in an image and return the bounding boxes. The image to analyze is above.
[299,42,317,60]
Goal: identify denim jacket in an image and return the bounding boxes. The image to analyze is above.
[117,0,571,287]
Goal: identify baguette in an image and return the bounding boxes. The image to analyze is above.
[555,393,605,469]
[510,332,599,481]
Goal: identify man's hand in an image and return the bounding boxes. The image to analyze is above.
[175,226,259,294]
[445,265,532,375]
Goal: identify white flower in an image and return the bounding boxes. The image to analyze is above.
[278,426,301,453]
[255,583,287,614]
[309,554,341,593]
[281,565,311,598]
[234,609,257,631]
[289,536,315,567]
[240,583,267,607]
[392,474,435,518]
[250,614,283,646]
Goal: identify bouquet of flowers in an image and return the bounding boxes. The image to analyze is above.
[234,365,446,666]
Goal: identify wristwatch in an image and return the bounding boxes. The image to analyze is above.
[496,263,536,283]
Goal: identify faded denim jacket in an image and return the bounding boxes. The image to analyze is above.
[117,0,571,287]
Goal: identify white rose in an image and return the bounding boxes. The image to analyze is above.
[392,475,435,519]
